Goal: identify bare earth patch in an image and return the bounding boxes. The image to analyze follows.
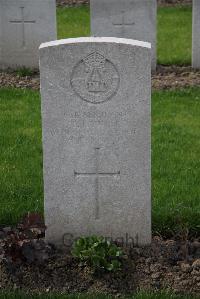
[57,0,89,7]
[0,71,39,91]
[0,217,199,296]
[1,66,200,91]
[153,66,200,90]
[56,0,192,8]
[158,0,192,7]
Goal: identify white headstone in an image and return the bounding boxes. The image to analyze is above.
[40,37,151,247]
[0,0,57,69]
[90,0,157,71]
[192,0,200,68]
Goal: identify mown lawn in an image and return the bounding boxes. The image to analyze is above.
[0,88,43,224]
[57,5,192,66]
[0,87,199,236]
[0,292,199,299]
[157,5,192,65]
[152,88,200,236]
[57,6,90,40]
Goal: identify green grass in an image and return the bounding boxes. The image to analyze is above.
[14,67,37,77]
[0,87,200,235]
[0,292,198,299]
[157,6,192,65]
[56,5,192,66]
[57,6,90,39]
[0,88,43,224]
[152,88,200,236]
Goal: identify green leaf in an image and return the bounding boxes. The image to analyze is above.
[71,235,123,273]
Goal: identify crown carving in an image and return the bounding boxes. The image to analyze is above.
[83,52,106,69]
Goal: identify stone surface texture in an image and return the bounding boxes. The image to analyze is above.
[90,0,157,70]
[192,0,200,68]
[0,0,57,69]
[40,37,151,246]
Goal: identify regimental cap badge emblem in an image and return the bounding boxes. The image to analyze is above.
[83,51,106,70]
[71,51,120,104]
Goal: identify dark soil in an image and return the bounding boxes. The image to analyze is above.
[158,0,192,6]
[56,0,192,8]
[153,66,200,90]
[1,66,200,91]
[0,71,39,91]
[56,0,89,7]
[0,215,199,296]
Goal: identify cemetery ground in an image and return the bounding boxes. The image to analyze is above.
[0,2,200,299]
[0,293,198,299]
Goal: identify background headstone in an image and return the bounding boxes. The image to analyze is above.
[90,0,157,70]
[0,0,57,69]
[192,0,200,68]
[40,37,151,246]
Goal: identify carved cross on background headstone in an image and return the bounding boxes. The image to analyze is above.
[74,148,120,220]
[9,7,36,48]
[112,10,135,35]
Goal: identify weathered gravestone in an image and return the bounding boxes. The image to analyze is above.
[40,37,151,246]
[0,0,57,69]
[192,0,200,68]
[90,0,157,70]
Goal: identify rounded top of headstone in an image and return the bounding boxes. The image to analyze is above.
[39,37,151,50]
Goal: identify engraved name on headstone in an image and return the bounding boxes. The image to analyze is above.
[40,37,151,246]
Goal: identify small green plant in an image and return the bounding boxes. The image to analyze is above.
[72,235,123,272]
[14,67,37,77]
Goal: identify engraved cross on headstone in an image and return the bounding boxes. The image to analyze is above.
[112,10,135,35]
[74,148,120,220]
[9,7,36,48]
